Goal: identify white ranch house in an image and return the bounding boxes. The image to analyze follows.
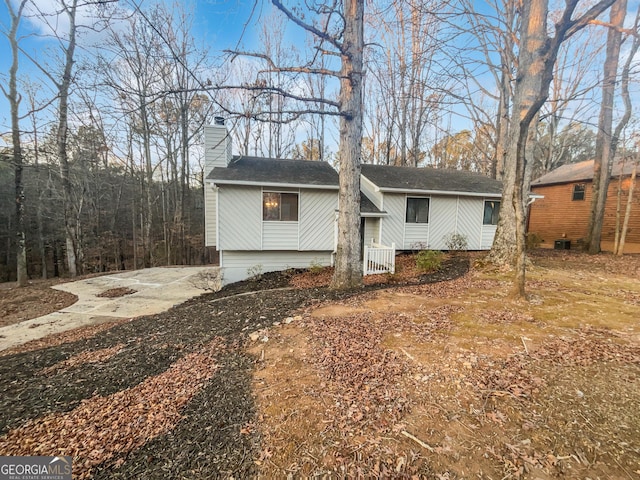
[204,121,502,285]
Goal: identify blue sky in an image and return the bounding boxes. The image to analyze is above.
[0,0,280,139]
[1,0,639,148]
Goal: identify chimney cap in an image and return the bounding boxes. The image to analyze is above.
[214,116,225,126]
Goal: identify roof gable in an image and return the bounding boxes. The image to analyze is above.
[361,164,502,196]
[208,156,339,188]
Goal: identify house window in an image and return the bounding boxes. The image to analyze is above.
[572,184,585,201]
[263,192,299,221]
[406,197,430,223]
[483,200,500,225]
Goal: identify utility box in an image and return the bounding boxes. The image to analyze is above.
[554,239,571,250]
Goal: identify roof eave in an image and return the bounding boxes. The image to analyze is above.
[377,187,502,198]
[209,179,339,190]
[361,212,388,217]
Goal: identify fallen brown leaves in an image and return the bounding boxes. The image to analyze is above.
[398,274,473,300]
[96,287,137,298]
[536,327,640,366]
[479,308,535,325]
[307,313,411,431]
[253,252,640,478]
[0,338,224,479]
[40,344,125,376]
[256,301,467,476]
[0,284,77,328]
[531,249,640,278]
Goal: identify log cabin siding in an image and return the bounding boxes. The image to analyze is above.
[529,178,640,253]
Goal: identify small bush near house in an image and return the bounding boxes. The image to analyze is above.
[308,260,325,275]
[409,241,429,253]
[443,232,469,251]
[416,250,443,272]
[526,232,543,249]
[246,264,263,280]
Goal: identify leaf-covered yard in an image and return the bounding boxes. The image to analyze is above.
[0,250,638,478]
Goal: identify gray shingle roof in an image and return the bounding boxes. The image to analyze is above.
[360,193,385,215]
[532,159,636,186]
[361,164,502,196]
[208,156,339,187]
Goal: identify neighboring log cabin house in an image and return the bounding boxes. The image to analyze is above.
[529,159,640,253]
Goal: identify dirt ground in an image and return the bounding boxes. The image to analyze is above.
[250,250,640,478]
[0,278,78,328]
[0,250,638,479]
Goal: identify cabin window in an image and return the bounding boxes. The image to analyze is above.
[483,200,500,225]
[263,192,299,221]
[572,184,585,201]
[406,197,430,223]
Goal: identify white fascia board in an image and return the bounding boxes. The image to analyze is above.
[361,212,388,217]
[378,187,502,198]
[361,175,381,192]
[334,208,388,218]
[210,179,339,190]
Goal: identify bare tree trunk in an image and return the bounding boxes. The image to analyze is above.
[510,0,548,298]
[491,0,616,298]
[2,0,29,286]
[36,177,51,279]
[330,0,365,289]
[28,91,48,279]
[616,161,637,255]
[586,0,627,254]
[494,70,510,180]
[614,169,623,253]
[55,0,81,277]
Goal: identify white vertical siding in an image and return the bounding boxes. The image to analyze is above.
[429,196,459,250]
[456,197,483,250]
[361,175,384,209]
[221,251,333,285]
[204,125,231,172]
[481,225,497,249]
[300,190,338,250]
[204,124,231,248]
[381,194,405,247]
[363,218,381,245]
[204,184,217,247]
[218,186,261,250]
[404,224,430,249]
[263,222,298,249]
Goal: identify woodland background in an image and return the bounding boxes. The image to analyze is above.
[1,0,638,283]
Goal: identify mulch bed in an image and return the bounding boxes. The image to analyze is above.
[0,256,470,478]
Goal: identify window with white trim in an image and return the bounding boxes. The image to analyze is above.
[483,200,500,225]
[263,192,299,221]
[406,197,430,223]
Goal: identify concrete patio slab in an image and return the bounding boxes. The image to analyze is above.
[0,266,220,352]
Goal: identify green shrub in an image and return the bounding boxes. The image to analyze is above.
[416,250,444,272]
